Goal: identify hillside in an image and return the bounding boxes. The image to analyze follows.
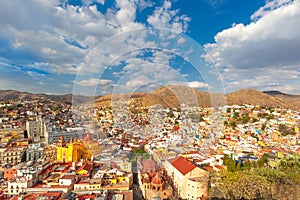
[95,86,299,110]
[137,85,221,108]
[1,87,300,110]
[0,90,93,104]
[226,89,291,108]
[95,92,147,106]
[263,90,300,110]
[137,87,300,110]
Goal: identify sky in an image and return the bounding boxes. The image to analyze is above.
[0,0,299,95]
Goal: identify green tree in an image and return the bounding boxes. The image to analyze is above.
[226,108,231,113]
[261,123,267,131]
[267,114,275,120]
[243,160,252,170]
[224,154,236,172]
[229,121,237,129]
[278,124,296,136]
[199,113,205,122]
[210,170,271,199]
[233,112,239,119]
[223,120,229,126]
[236,160,242,171]
[257,153,269,167]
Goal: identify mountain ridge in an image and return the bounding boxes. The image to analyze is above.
[1,87,299,110]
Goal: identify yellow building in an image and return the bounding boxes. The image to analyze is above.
[56,136,91,163]
[101,168,133,191]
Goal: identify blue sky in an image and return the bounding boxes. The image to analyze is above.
[0,0,299,95]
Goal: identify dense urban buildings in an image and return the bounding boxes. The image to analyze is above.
[0,95,299,199]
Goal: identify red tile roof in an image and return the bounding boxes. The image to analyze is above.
[61,174,75,180]
[40,164,57,176]
[11,192,62,200]
[168,156,196,175]
[214,165,225,170]
[76,194,96,200]
[77,161,93,173]
[202,166,214,172]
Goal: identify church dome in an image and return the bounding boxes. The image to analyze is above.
[151,175,162,185]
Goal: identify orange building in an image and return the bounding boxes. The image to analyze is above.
[3,167,17,181]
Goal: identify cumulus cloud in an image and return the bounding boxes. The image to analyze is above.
[112,57,184,93]
[75,78,112,86]
[136,0,155,11]
[0,2,114,74]
[147,1,190,33]
[125,74,152,88]
[186,81,210,88]
[0,0,193,94]
[251,0,295,20]
[75,23,204,95]
[167,81,209,89]
[82,0,105,6]
[204,0,300,94]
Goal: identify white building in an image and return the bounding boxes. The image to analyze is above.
[26,143,43,161]
[7,179,28,196]
[45,130,83,144]
[59,174,76,186]
[165,156,209,200]
[26,118,46,142]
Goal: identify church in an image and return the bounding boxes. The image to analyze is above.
[56,136,91,163]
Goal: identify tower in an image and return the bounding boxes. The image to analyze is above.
[25,117,46,142]
[56,136,91,163]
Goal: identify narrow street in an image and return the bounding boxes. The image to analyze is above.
[131,162,145,200]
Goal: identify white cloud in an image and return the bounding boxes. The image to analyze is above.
[251,0,295,20]
[169,81,210,89]
[136,0,155,11]
[75,78,112,86]
[42,47,57,55]
[204,0,300,94]
[0,0,189,75]
[187,81,210,88]
[60,83,72,88]
[147,1,190,33]
[125,74,152,88]
[82,0,105,5]
[115,61,182,92]
[114,0,143,32]
[0,0,195,94]
[0,0,142,75]
[177,37,186,44]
